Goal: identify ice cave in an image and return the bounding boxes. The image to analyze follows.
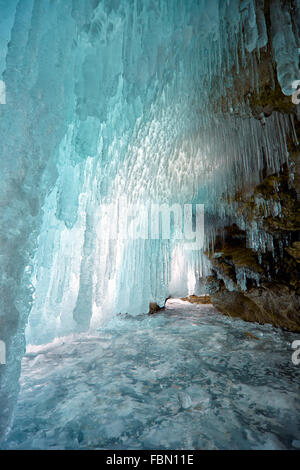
[0,0,300,451]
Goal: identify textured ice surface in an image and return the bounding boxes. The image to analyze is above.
[2,301,300,450]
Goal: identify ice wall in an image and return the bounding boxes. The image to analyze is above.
[0,0,299,439]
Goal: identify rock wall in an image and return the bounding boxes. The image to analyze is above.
[204,0,300,332]
[207,156,300,331]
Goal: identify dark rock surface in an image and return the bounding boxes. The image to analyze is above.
[148,302,164,315]
[211,284,300,333]
[207,157,300,332]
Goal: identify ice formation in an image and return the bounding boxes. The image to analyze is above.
[0,0,299,439]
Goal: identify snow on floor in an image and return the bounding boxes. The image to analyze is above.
[2,301,300,450]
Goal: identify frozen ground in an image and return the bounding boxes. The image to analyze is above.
[2,300,300,450]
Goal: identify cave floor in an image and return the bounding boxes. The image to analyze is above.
[2,301,300,450]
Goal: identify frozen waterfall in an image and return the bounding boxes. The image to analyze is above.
[0,0,299,443]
